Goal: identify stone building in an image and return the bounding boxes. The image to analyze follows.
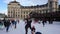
[8,0,58,19]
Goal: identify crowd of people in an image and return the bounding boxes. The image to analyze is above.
[0,18,19,32]
[24,15,43,34]
[0,15,53,34]
[24,15,53,34]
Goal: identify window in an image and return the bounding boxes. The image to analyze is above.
[16,15,17,17]
[18,12,20,14]
[21,15,22,18]
[18,15,20,17]
[8,15,10,17]
[26,11,28,14]
[24,11,25,14]
[8,11,10,13]
[50,1,52,8]
[16,12,17,13]
[24,15,25,18]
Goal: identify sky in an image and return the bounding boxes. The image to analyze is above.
[0,0,60,15]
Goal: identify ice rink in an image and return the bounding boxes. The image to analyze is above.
[0,20,60,34]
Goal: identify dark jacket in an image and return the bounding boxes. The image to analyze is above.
[25,18,32,25]
[4,20,11,27]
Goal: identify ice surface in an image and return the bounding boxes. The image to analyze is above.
[0,20,60,34]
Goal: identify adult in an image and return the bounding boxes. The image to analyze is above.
[3,19,11,32]
[11,20,17,29]
[42,18,46,27]
[25,15,32,34]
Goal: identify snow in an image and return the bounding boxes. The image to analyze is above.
[0,20,60,34]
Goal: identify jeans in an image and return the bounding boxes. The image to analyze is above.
[6,26,9,32]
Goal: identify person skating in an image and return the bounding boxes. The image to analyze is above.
[3,19,11,32]
[25,15,32,34]
[11,20,17,29]
[42,18,46,27]
[14,20,17,29]
[31,26,35,34]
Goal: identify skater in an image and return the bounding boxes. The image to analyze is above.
[6,19,11,32]
[3,19,11,32]
[16,19,19,24]
[48,18,53,24]
[31,26,35,34]
[11,20,17,29]
[42,18,46,27]
[14,20,17,28]
[25,15,32,34]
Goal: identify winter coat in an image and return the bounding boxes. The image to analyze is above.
[4,20,11,27]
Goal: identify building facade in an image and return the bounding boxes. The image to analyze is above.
[8,0,58,19]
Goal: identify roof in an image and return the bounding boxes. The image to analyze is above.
[21,3,48,8]
[8,1,20,5]
[10,1,19,3]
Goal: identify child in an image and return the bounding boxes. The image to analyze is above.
[31,26,35,34]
